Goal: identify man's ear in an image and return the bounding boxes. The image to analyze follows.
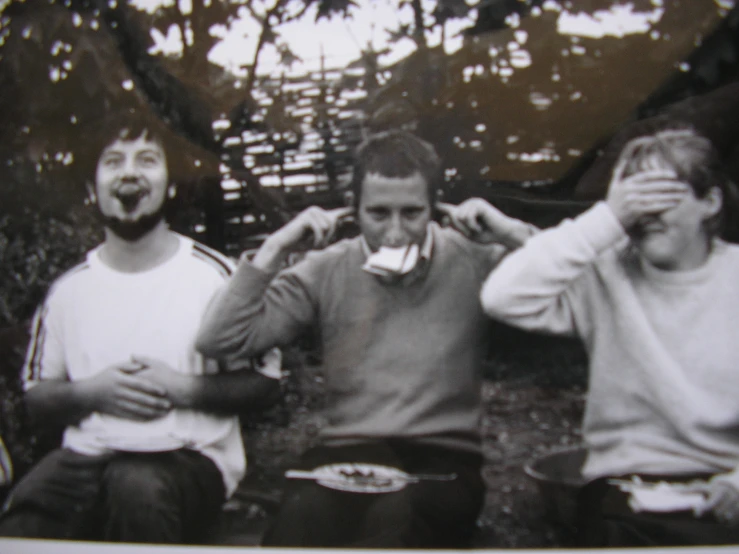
[703,187,723,219]
[167,184,177,199]
[85,182,96,205]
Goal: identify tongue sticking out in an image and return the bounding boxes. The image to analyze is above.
[115,187,145,213]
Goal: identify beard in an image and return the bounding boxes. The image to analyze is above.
[94,202,168,242]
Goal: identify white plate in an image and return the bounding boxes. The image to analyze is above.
[289,463,410,493]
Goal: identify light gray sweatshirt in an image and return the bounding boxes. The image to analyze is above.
[481,202,739,489]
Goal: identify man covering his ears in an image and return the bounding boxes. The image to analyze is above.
[197,130,535,548]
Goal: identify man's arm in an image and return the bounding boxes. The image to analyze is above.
[436,198,537,250]
[188,371,281,414]
[196,206,353,360]
[253,205,355,273]
[479,202,623,335]
[22,301,171,427]
[26,380,95,428]
[130,354,282,414]
[25,363,171,427]
[480,161,689,334]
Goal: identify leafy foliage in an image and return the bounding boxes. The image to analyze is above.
[312,0,358,20]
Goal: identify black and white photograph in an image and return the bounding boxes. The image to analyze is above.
[1,0,739,551]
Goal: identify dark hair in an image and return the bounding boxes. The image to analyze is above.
[79,107,172,186]
[349,130,442,207]
[620,126,733,236]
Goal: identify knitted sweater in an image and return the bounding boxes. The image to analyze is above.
[480,202,739,487]
[198,223,505,453]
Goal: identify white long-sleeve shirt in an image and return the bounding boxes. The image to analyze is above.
[481,202,739,488]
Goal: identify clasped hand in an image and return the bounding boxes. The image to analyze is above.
[83,357,190,422]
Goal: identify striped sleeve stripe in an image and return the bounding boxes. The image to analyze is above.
[192,243,234,277]
[23,305,47,382]
[24,261,89,382]
[60,261,91,281]
[192,251,230,279]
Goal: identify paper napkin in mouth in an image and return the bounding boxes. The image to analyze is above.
[362,244,420,277]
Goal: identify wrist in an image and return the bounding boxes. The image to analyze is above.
[252,234,290,272]
[497,217,532,249]
[71,378,101,416]
[577,202,629,251]
[604,199,632,229]
[170,374,197,409]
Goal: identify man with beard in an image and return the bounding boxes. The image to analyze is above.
[0,109,282,543]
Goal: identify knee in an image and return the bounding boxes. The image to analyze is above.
[102,455,176,508]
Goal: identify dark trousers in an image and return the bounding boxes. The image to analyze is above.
[261,440,485,549]
[0,448,225,543]
[577,474,739,547]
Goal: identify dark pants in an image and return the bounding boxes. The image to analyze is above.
[577,474,739,547]
[261,440,485,549]
[0,448,225,543]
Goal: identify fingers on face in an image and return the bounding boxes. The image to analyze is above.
[329,206,355,235]
[437,202,483,236]
[624,173,686,192]
[465,210,484,234]
[448,212,468,236]
[627,188,689,201]
[628,192,686,208]
[622,179,689,217]
[612,136,658,181]
[611,157,630,183]
[304,207,355,247]
[435,202,454,216]
[612,150,681,189]
[306,219,325,247]
[332,206,355,220]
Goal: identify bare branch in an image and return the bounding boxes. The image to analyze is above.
[283,2,312,24]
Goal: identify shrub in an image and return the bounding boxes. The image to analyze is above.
[0,202,100,478]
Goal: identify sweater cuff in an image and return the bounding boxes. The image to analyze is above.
[573,202,628,255]
[228,259,277,298]
[500,219,539,249]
